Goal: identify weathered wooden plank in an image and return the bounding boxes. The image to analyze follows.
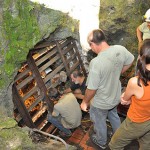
[33,111,48,130]
[16,75,34,90]
[44,64,64,83]
[38,55,60,72]
[32,47,54,60]
[59,38,73,49]
[34,41,56,49]
[38,120,48,130]
[14,68,30,82]
[13,37,87,133]
[35,47,58,66]
[32,106,47,123]
[43,124,57,134]
[22,86,39,101]
[55,41,70,77]
[50,80,60,88]
[27,95,44,112]
[15,114,22,123]
[65,52,78,64]
[72,40,87,77]
[61,43,74,55]
[69,61,80,74]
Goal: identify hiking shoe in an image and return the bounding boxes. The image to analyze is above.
[91,134,107,149]
[59,131,72,137]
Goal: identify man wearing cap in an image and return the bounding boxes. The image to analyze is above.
[135,9,150,75]
[137,8,150,52]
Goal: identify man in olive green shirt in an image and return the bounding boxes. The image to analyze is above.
[48,90,82,137]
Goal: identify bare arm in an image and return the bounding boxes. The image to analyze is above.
[137,26,143,53]
[121,78,135,105]
[74,93,84,99]
[136,26,143,43]
[80,88,96,111]
[121,63,133,74]
[64,88,72,94]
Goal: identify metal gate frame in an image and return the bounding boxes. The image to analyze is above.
[13,37,86,132]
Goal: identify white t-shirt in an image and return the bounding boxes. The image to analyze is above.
[87,45,134,109]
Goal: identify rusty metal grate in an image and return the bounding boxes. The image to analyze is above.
[12,37,86,133]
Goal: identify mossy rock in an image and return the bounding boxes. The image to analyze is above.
[0,0,79,89]
[0,115,35,150]
[0,117,17,129]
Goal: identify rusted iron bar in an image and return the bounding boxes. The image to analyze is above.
[13,37,87,133]
[12,84,35,128]
[72,40,87,77]
[55,40,70,77]
[27,51,54,113]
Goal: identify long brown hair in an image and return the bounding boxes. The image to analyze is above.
[137,39,150,86]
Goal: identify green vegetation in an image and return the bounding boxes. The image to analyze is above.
[100,0,150,54]
[0,115,35,150]
[99,0,150,81]
[2,0,40,78]
[0,0,78,88]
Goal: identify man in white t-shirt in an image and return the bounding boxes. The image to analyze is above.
[81,29,134,149]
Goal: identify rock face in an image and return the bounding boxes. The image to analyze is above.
[0,113,35,149]
[0,0,79,116]
[100,0,150,55]
[0,113,77,150]
[98,0,150,83]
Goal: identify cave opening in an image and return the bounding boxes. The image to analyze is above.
[12,37,86,134]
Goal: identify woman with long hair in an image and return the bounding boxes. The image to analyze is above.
[109,39,150,150]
